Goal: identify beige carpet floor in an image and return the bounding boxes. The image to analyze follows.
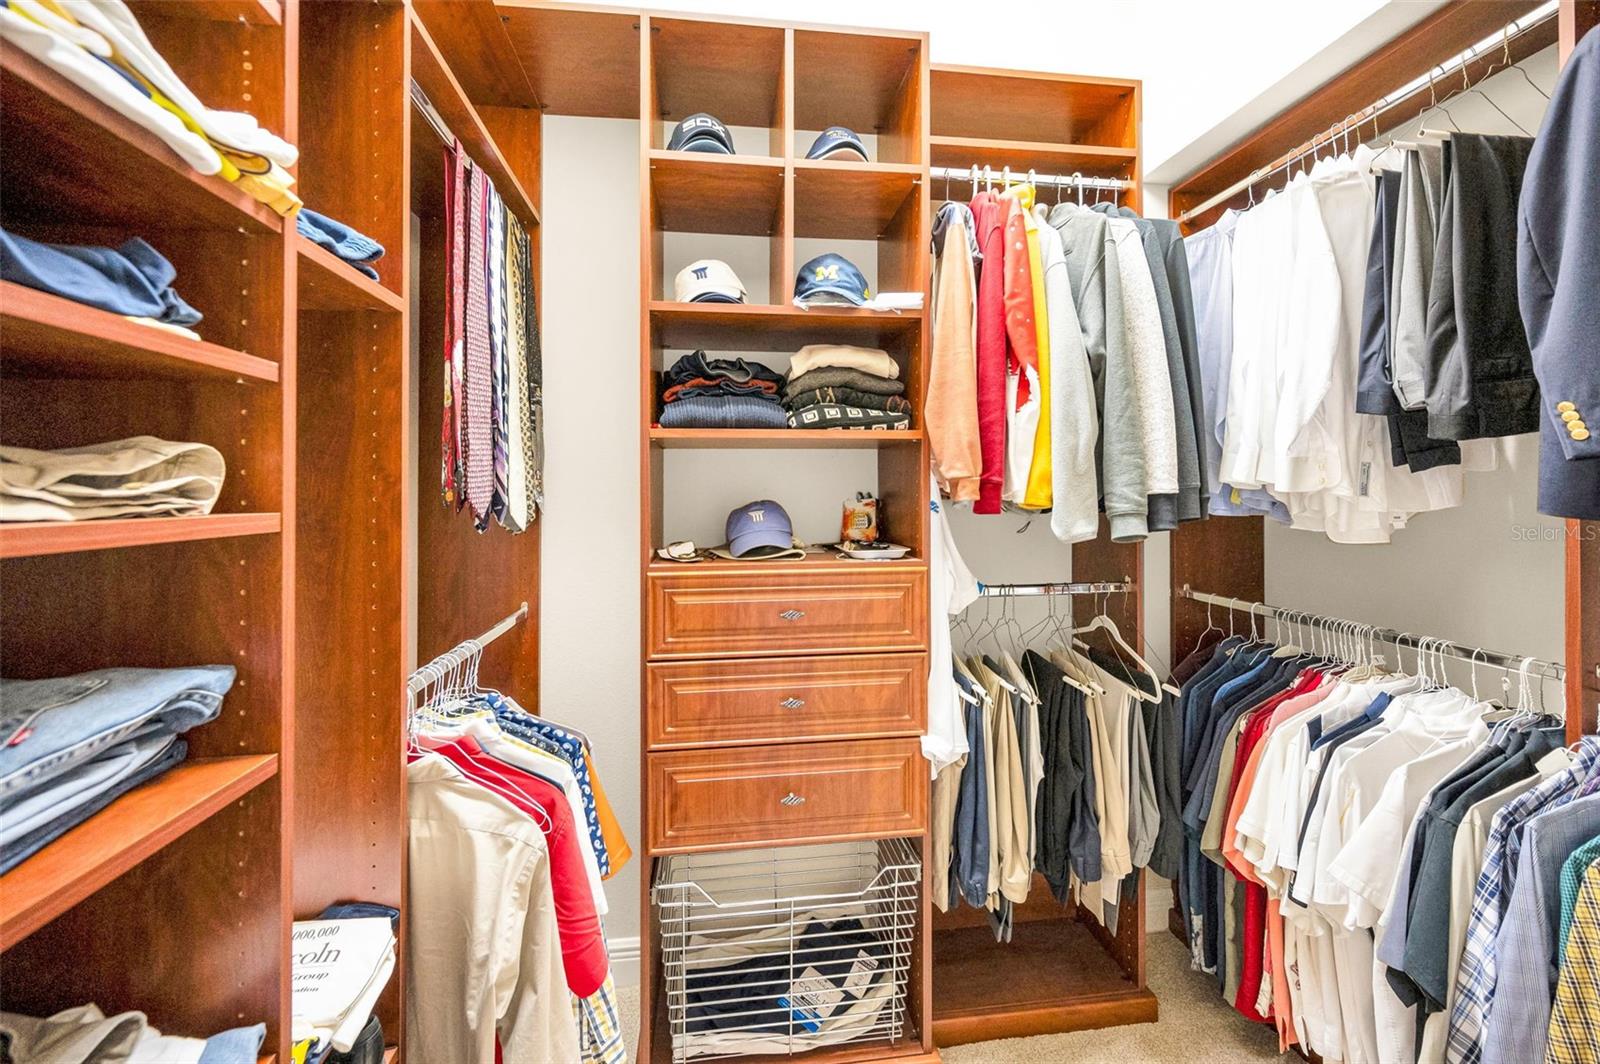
[618,930,1283,1062]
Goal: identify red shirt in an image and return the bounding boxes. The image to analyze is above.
[427,737,608,996]
[970,192,1008,514]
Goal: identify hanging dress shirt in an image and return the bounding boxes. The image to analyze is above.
[1032,206,1098,542]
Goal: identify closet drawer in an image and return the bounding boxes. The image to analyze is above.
[647,652,926,749]
[646,566,928,659]
[647,739,927,852]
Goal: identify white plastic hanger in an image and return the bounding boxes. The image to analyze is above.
[1070,594,1162,703]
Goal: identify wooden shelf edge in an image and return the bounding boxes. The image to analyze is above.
[650,427,923,448]
[930,134,1136,156]
[409,12,541,228]
[0,513,282,560]
[0,282,279,384]
[0,50,283,235]
[296,238,405,314]
[792,158,927,176]
[0,755,278,951]
[931,987,1158,1047]
[648,301,923,322]
[648,149,786,171]
[930,63,1140,90]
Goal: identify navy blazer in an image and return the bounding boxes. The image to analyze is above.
[1518,26,1600,519]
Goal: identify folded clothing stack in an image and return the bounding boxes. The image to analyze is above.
[659,351,787,429]
[1,228,202,338]
[292,907,399,1064]
[783,345,910,430]
[1,436,225,523]
[297,208,386,281]
[0,665,235,873]
[0,1004,264,1064]
[0,0,301,216]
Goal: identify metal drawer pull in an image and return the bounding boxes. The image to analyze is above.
[779,792,806,807]
[778,697,806,710]
[778,609,806,621]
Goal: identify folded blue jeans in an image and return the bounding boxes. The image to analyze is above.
[1,739,187,873]
[0,731,178,845]
[0,666,233,801]
[0,228,202,325]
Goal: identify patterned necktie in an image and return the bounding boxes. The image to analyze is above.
[502,220,530,532]
[449,143,468,512]
[463,165,494,523]
[522,221,544,513]
[440,143,459,508]
[487,188,510,527]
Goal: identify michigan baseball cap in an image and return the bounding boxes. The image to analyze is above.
[674,259,747,304]
[667,113,735,154]
[805,127,869,162]
[795,253,872,306]
[721,499,801,559]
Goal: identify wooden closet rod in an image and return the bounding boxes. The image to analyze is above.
[1177,586,1566,683]
[1176,0,1559,224]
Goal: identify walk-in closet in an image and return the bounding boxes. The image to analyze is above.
[0,2,1595,1063]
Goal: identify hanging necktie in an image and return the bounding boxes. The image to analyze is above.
[522,222,544,515]
[487,186,510,527]
[440,144,459,508]
[449,142,469,512]
[463,164,494,526]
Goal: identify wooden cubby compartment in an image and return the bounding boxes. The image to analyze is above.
[793,28,925,166]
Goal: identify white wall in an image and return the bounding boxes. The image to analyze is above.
[539,116,646,960]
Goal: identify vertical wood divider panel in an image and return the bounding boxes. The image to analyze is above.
[636,17,658,1062]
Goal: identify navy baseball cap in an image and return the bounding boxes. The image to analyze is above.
[667,113,735,154]
[805,127,869,162]
[795,253,872,306]
[724,499,794,557]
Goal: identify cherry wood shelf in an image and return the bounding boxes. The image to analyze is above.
[296,238,405,314]
[0,755,278,951]
[649,152,784,235]
[647,551,927,575]
[410,12,541,229]
[792,160,922,241]
[930,65,1139,146]
[0,49,282,235]
[0,513,281,560]
[139,0,283,26]
[929,135,1137,178]
[649,301,922,351]
[495,2,639,118]
[931,921,1158,1045]
[650,427,923,448]
[0,282,279,384]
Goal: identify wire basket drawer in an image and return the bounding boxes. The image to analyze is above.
[651,838,922,1062]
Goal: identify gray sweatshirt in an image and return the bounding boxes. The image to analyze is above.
[1098,204,1204,528]
[1049,203,1150,541]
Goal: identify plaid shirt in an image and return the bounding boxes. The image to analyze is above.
[1446,737,1600,1063]
[573,972,626,1064]
[1546,860,1600,1064]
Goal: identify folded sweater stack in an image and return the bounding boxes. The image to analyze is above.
[783,345,910,430]
[658,352,787,429]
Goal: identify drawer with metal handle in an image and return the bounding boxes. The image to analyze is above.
[646,738,927,852]
[645,564,928,659]
[646,652,927,749]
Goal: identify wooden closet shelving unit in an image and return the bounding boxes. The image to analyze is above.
[0,1,545,1059]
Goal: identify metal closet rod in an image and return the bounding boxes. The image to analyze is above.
[411,80,452,147]
[976,580,1132,597]
[405,600,530,697]
[1176,586,1566,682]
[930,166,1132,192]
[1175,0,1559,224]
